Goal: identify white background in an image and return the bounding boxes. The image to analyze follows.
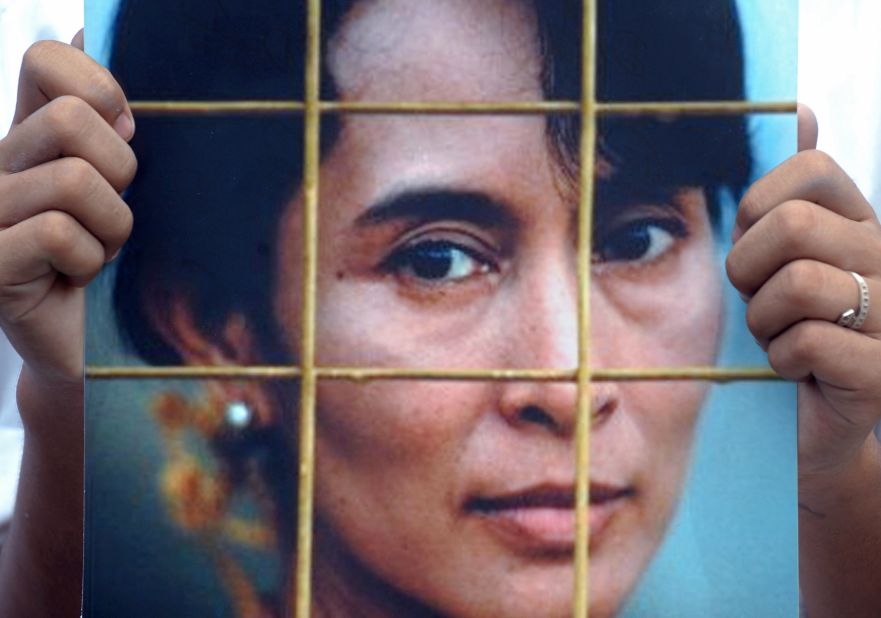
[1,0,880,591]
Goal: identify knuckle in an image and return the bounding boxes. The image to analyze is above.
[22,40,59,72]
[44,96,92,142]
[724,251,738,282]
[766,339,784,374]
[856,219,881,260]
[85,245,105,274]
[68,252,105,287]
[767,321,827,380]
[744,301,763,338]
[787,321,823,363]
[38,211,80,256]
[735,188,763,231]
[778,259,824,306]
[799,149,840,182]
[53,157,100,203]
[118,149,138,188]
[766,343,793,379]
[770,201,817,251]
[109,199,134,245]
[87,67,125,117]
[725,249,747,292]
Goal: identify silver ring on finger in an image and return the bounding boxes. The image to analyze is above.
[836,271,870,330]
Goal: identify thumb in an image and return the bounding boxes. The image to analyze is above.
[798,103,819,152]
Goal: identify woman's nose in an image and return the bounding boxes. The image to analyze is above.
[496,265,618,435]
[503,257,579,370]
[498,378,619,437]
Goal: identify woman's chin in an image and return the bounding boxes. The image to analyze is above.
[421,564,634,618]
[394,562,575,618]
[587,555,650,618]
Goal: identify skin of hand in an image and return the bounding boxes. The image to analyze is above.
[728,105,881,618]
[0,30,136,617]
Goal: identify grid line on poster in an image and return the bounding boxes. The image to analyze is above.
[85,366,782,382]
[292,0,322,614]
[573,0,598,612]
[126,99,796,116]
[82,1,799,616]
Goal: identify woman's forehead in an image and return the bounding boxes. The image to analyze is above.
[327,0,544,102]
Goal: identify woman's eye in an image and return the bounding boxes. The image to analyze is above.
[595,218,686,264]
[385,239,492,282]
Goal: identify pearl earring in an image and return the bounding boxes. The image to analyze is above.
[224,400,254,429]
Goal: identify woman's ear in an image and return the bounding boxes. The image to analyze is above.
[147,294,279,429]
[148,294,260,367]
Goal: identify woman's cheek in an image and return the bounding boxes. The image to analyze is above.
[312,379,492,595]
[313,379,490,488]
[316,273,511,371]
[320,382,438,457]
[593,240,723,368]
[634,380,706,457]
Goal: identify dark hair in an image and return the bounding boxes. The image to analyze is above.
[111,0,750,366]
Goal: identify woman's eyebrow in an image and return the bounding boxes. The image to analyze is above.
[354,189,517,229]
[593,183,684,216]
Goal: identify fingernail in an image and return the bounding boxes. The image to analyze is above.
[113,112,135,141]
[107,248,121,263]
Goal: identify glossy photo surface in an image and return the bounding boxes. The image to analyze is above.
[84,1,798,616]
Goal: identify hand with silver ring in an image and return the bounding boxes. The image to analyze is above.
[727,104,881,617]
[836,271,870,330]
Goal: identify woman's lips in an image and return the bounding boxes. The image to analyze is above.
[465,483,634,555]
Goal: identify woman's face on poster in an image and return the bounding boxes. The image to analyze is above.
[270,1,723,615]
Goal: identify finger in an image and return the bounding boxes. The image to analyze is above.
[734,150,876,240]
[797,103,818,152]
[13,40,134,140]
[769,320,881,430]
[746,260,881,348]
[727,200,881,295]
[0,158,132,260]
[0,211,105,289]
[0,96,137,192]
[71,29,84,51]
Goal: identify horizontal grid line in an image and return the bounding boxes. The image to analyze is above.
[85,365,780,382]
[128,99,796,116]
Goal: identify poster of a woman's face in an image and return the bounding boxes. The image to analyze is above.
[84,1,798,616]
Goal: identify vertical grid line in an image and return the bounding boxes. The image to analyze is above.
[293,0,322,615]
[573,0,598,616]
